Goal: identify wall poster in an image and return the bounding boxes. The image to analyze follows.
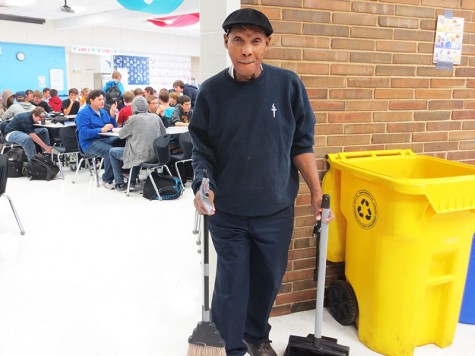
[49,69,64,91]
[433,15,464,66]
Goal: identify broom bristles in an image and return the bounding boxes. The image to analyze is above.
[187,343,226,356]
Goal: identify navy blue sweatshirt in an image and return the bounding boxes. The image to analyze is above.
[189,64,316,217]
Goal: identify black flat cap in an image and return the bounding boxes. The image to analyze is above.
[222,8,273,36]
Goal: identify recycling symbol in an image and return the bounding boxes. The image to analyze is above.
[353,190,377,229]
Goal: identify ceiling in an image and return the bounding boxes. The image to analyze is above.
[0,0,200,37]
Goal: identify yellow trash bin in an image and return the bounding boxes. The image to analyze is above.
[323,149,475,356]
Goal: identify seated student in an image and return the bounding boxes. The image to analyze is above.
[109,96,166,192]
[133,88,144,97]
[117,90,135,126]
[168,92,180,107]
[75,89,119,189]
[2,107,52,160]
[25,89,34,103]
[30,90,53,113]
[43,88,51,102]
[62,88,80,115]
[157,89,171,127]
[1,91,36,121]
[78,88,91,113]
[170,95,192,127]
[80,88,90,106]
[1,89,15,118]
[48,89,62,112]
[147,95,160,116]
[144,86,155,99]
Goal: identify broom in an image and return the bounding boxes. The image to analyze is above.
[187,172,226,356]
[284,194,350,355]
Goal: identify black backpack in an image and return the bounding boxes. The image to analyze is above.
[24,153,59,181]
[105,83,124,109]
[5,147,26,178]
[143,172,183,200]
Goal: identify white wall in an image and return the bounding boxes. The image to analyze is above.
[0,21,200,91]
[0,22,199,56]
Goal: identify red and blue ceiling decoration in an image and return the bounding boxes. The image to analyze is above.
[116,0,199,28]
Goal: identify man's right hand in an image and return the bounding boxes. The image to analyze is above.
[101,123,114,132]
[194,190,215,215]
[44,146,53,154]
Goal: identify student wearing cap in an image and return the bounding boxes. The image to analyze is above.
[190,8,330,356]
[2,107,52,160]
[1,91,36,121]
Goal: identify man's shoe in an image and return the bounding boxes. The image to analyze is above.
[103,181,115,190]
[115,183,128,193]
[244,341,277,356]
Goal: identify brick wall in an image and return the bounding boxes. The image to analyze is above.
[240,0,475,316]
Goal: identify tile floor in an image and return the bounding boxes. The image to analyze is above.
[0,168,474,355]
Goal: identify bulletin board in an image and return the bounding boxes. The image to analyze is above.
[113,55,149,85]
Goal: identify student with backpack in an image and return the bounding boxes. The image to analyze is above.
[103,70,125,110]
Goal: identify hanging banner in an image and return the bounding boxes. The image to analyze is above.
[433,15,464,66]
[71,46,118,56]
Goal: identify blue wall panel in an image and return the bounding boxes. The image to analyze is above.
[0,42,67,96]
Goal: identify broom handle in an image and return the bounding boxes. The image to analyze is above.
[200,170,212,323]
[202,214,211,322]
[315,194,330,343]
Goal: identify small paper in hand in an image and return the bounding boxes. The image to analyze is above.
[200,177,213,214]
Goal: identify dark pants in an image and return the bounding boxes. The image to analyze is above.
[209,205,294,356]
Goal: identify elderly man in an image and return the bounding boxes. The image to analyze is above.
[190,8,329,356]
[2,107,52,160]
[109,96,166,192]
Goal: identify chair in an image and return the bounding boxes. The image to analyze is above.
[52,125,80,179]
[170,131,193,186]
[72,129,103,187]
[0,154,25,235]
[125,134,173,197]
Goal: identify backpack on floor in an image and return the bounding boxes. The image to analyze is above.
[24,153,59,181]
[143,171,183,200]
[5,147,26,178]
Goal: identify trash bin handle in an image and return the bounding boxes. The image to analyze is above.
[327,149,415,161]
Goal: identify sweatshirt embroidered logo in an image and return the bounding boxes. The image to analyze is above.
[271,103,277,118]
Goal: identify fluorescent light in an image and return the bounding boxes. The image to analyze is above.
[0,14,45,24]
[5,0,37,6]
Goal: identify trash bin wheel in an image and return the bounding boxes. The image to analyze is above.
[328,279,358,326]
